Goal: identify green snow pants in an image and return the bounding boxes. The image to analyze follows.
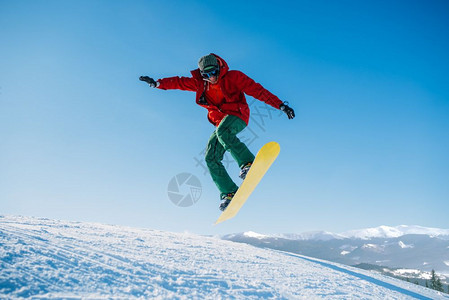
[205,115,255,197]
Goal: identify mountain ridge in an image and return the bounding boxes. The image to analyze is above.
[222,225,449,277]
[228,225,449,242]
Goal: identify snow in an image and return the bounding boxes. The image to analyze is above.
[1,215,448,299]
[361,243,385,253]
[394,269,422,276]
[395,225,449,237]
[398,241,414,249]
[341,225,449,240]
[343,225,404,239]
[243,231,269,239]
[339,245,358,252]
[239,225,449,242]
[275,231,345,241]
[386,269,443,282]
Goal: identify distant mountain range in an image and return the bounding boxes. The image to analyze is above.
[222,225,449,281]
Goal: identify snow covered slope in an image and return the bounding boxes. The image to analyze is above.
[1,216,448,299]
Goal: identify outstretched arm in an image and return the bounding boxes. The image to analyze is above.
[237,71,295,119]
[139,75,197,92]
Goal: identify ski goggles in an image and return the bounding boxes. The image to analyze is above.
[201,67,219,79]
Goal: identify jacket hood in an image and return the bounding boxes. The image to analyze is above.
[191,53,229,80]
[212,53,229,79]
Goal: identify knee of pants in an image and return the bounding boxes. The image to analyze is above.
[205,151,220,168]
[216,128,234,149]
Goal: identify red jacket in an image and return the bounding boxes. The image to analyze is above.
[157,54,283,126]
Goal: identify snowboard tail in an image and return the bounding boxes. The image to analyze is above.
[215,141,280,225]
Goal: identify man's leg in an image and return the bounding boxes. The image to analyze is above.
[216,115,255,168]
[205,130,239,197]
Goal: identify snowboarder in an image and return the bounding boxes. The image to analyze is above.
[140,53,295,211]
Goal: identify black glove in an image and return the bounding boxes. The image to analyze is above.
[279,102,295,119]
[139,76,158,88]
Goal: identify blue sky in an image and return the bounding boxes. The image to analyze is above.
[1,0,448,235]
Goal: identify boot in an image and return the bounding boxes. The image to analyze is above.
[239,162,252,180]
[219,192,236,211]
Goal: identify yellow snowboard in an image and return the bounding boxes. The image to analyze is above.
[215,141,281,225]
